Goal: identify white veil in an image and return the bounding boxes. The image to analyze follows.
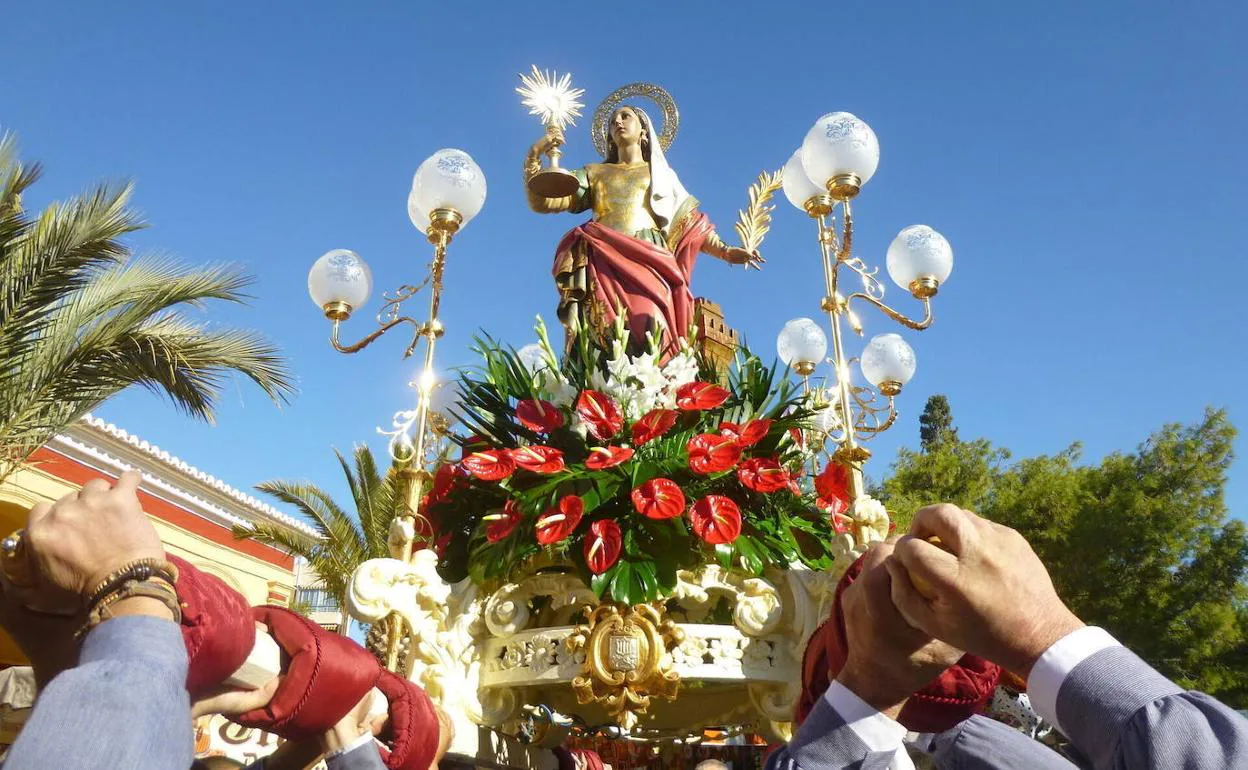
[625,106,690,234]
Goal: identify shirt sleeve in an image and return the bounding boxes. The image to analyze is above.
[1026,625,1119,732]
[4,615,193,770]
[764,680,911,770]
[822,680,911,763]
[324,737,387,770]
[1028,625,1248,770]
[914,714,1078,769]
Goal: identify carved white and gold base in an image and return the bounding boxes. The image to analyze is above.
[346,499,888,764]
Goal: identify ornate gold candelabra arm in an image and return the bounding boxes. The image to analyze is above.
[327,277,437,356]
[844,291,934,332]
[330,316,423,355]
[848,384,898,438]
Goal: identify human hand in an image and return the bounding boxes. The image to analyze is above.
[887,504,1084,677]
[531,125,565,157]
[835,542,964,719]
[20,471,165,601]
[320,688,384,754]
[724,247,765,270]
[192,676,282,719]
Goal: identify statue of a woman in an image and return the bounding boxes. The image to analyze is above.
[525,105,762,355]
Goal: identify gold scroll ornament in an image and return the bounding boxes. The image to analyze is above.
[566,603,685,730]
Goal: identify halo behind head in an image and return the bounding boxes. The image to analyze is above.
[592,82,679,158]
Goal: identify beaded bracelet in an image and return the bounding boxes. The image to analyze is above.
[84,558,179,610]
[77,577,182,639]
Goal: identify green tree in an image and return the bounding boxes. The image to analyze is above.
[878,405,1248,705]
[918,394,958,452]
[0,134,293,482]
[235,445,402,633]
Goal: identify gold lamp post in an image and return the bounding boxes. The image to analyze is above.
[776,114,954,500]
[307,148,487,562]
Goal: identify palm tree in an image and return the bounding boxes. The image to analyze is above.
[237,444,401,633]
[0,133,294,482]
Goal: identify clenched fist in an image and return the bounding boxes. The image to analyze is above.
[836,542,964,718]
[22,471,165,601]
[887,504,1084,677]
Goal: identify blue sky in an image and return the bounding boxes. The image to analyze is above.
[5,2,1246,524]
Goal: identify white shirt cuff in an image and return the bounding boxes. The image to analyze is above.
[824,680,913,768]
[1027,625,1120,732]
[324,731,375,760]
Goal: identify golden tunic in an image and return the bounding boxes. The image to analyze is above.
[585,162,658,237]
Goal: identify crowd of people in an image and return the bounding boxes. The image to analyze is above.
[0,471,1244,769]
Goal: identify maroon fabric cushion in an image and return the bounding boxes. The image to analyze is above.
[169,555,255,699]
[568,749,605,770]
[374,669,441,770]
[234,606,382,742]
[794,552,1001,733]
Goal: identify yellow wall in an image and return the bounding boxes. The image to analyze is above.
[0,462,295,666]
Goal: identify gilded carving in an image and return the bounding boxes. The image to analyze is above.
[566,603,684,730]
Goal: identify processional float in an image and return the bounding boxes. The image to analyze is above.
[305,66,956,765]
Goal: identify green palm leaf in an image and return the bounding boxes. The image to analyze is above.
[0,134,294,481]
[240,445,404,625]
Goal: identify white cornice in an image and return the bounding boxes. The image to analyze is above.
[46,414,320,540]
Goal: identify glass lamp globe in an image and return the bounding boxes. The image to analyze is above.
[517,343,551,375]
[407,188,431,235]
[800,112,880,199]
[782,150,826,212]
[308,249,372,318]
[410,148,487,226]
[860,333,916,395]
[886,225,953,297]
[776,318,828,375]
[814,398,841,434]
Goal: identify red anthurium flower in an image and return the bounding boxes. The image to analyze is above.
[676,381,731,411]
[689,495,743,545]
[815,461,852,515]
[584,519,622,575]
[462,449,516,481]
[535,495,584,545]
[516,399,565,433]
[428,463,466,505]
[737,457,790,493]
[484,500,523,542]
[576,390,624,440]
[585,445,634,470]
[720,418,773,447]
[631,408,679,446]
[460,435,491,459]
[631,478,686,520]
[509,445,565,474]
[687,434,743,474]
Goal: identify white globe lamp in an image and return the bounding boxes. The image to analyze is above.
[308,249,372,320]
[860,333,916,396]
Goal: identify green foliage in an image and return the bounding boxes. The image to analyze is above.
[236,445,402,610]
[0,133,294,482]
[918,394,958,452]
[427,324,839,604]
[877,404,1248,705]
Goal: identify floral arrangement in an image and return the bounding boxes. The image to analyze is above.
[423,320,858,605]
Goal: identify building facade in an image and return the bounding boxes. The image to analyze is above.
[0,414,318,665]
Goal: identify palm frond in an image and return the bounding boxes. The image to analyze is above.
[0,136,294,483]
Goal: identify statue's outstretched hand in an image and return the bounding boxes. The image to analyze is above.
[531,125,565,157]
[725,247,765,270]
